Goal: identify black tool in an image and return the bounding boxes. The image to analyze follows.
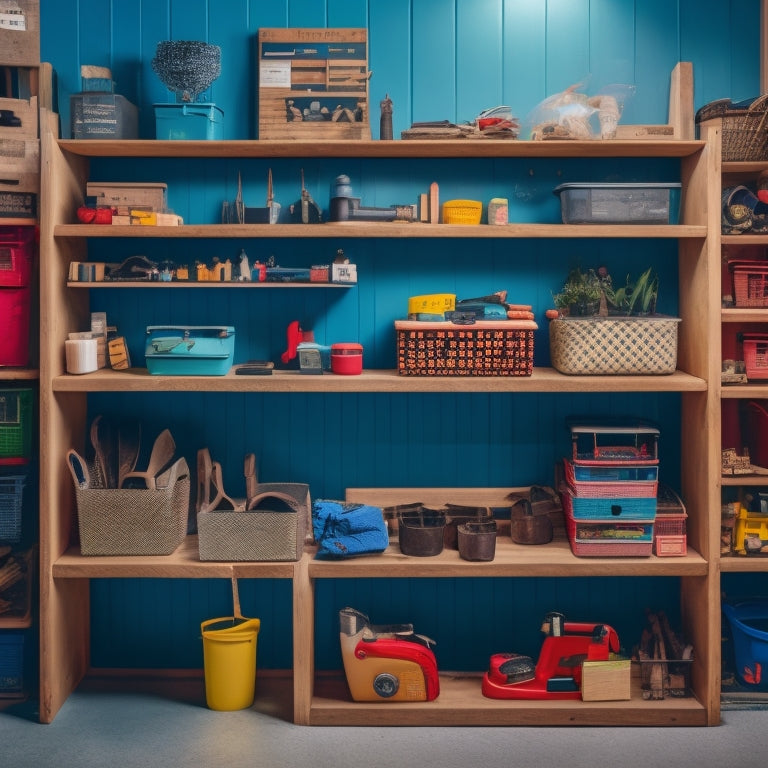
[235,361,274,375]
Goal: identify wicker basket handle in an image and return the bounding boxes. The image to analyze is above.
[154,456,189,489]
[246,490,304,513]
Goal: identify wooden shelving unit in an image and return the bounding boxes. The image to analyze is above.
[38,128,720,726]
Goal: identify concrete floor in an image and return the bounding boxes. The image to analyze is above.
[0,686,765,768]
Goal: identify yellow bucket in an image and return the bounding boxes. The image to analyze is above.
[201,616,260,711]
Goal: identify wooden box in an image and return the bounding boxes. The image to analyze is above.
[581,659,631,701]
[258,28,370,141]
[0,1,39,68]
[0,95,37,139]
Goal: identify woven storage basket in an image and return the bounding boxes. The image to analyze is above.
[442,199,482,225]
[549,316,680,375]
[75,457,190,556]
[696,95,768,161]
[197,482,310,562]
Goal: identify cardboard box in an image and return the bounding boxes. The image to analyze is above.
[86,182,167,214]
[0,137,39,174]
[0,0,40,67]
[581,659,631,701]
[0,96,38,139]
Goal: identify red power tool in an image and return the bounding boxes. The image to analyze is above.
[482,612,620,700]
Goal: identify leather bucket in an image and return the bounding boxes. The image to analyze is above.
[457,520,497,561]
[399,508,446,556]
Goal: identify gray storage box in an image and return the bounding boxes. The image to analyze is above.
[70,93,139,139]
[554,182,681,224]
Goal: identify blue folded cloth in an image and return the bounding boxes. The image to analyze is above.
[312,500,389,559]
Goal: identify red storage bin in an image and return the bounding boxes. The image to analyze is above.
[0,226,34,288]
[743,333,768,381]
[0,289,31,367]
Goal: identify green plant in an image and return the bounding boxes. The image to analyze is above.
[553,265,658,316]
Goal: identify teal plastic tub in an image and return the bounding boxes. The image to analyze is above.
[144,326,235,375]
[154,103,224,140]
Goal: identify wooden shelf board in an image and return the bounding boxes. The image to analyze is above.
[53,535,295,579]
[307,537,708,578]
[722,309,768,323]
[722,234,768,246]
[0,369,39,380]
[67,280,352,289]
[55,222,706,239]
[720,556,768,571]
[721,385,768,399]
[51,368,707,394]
[58,138,706,159]
[722,475,768,486]
[309,673,707,726]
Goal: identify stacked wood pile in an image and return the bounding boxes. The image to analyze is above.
[0,546,30,616]
[635,609,693,699]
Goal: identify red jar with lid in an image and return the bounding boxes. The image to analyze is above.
[331,343,363,375]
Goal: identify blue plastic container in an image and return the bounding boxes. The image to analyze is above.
[722,601,768,689]
[145,326,235,375]
[554,182,681,224]
[569,494,657,520]
[0,631,24,693]
[154,103,224,140]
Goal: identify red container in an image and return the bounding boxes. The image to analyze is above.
[743,333,768,380]
[0,288,31,367]
[0,226,35,288]
[331,343,363,375]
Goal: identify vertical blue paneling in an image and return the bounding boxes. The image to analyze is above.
[728,0,761,101]
[369,0,411,137]
[328,0,368,27]
[111,1,143,108]
[138,0,171,139]
[503,0,546,122]
[456,0,503,123]
[209,0,251,139]
[545,0,590,95]
[633,0,679,126]
[411,0,454,125]
[288,0,327,28]
[588,0,635,91]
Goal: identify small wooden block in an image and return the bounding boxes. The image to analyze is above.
[581,659,631,701]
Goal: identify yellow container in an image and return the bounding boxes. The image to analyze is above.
[441,199,482,224]
[201,616,260,711]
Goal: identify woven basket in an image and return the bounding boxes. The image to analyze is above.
[696,95,768,161]
[549,315,680,375]
[75,457,190,556]
[197,482,310,561]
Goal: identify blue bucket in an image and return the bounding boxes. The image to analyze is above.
[723,601,768,689]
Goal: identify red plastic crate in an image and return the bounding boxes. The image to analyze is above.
[743,334,768,380]
[730,260,768,308]
[0,226,34,288]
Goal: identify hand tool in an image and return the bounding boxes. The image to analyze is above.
[121,428,175,489]
[117,421,141,489]
[243,453,257,506]
[211,460,243,511]
[90,415,117,488]
[196,448,213,513]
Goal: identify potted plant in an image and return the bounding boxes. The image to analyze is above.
[549,265,679,375]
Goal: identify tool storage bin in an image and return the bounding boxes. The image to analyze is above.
[0,389,33,461]
[729,261,768,308]
[0,631,25,695]
[0,471,26,543]
[154,103,224,140]
[554,182,681,224]
[396,320,537,376]
[197,483,310,561]
[74,457,190,556]
[145,326,235,375]
[742,334,768,380]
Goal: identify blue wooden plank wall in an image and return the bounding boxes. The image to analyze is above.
[40,0,762,672]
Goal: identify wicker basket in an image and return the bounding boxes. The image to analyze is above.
[730,261,768,307]
[197,483,310,562]
[696,95,768,161]
[441,199,482,225]
[549,315,680,375]
[75,457,190,556]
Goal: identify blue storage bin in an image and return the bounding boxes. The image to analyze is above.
[723,602,768,689]
[569,494,657,521]
[0,631,24,693]
[154,103,224,140]
[145,326,235,375]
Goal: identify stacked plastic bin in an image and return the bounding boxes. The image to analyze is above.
[0,226,35,368]
[560,422,659,557]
